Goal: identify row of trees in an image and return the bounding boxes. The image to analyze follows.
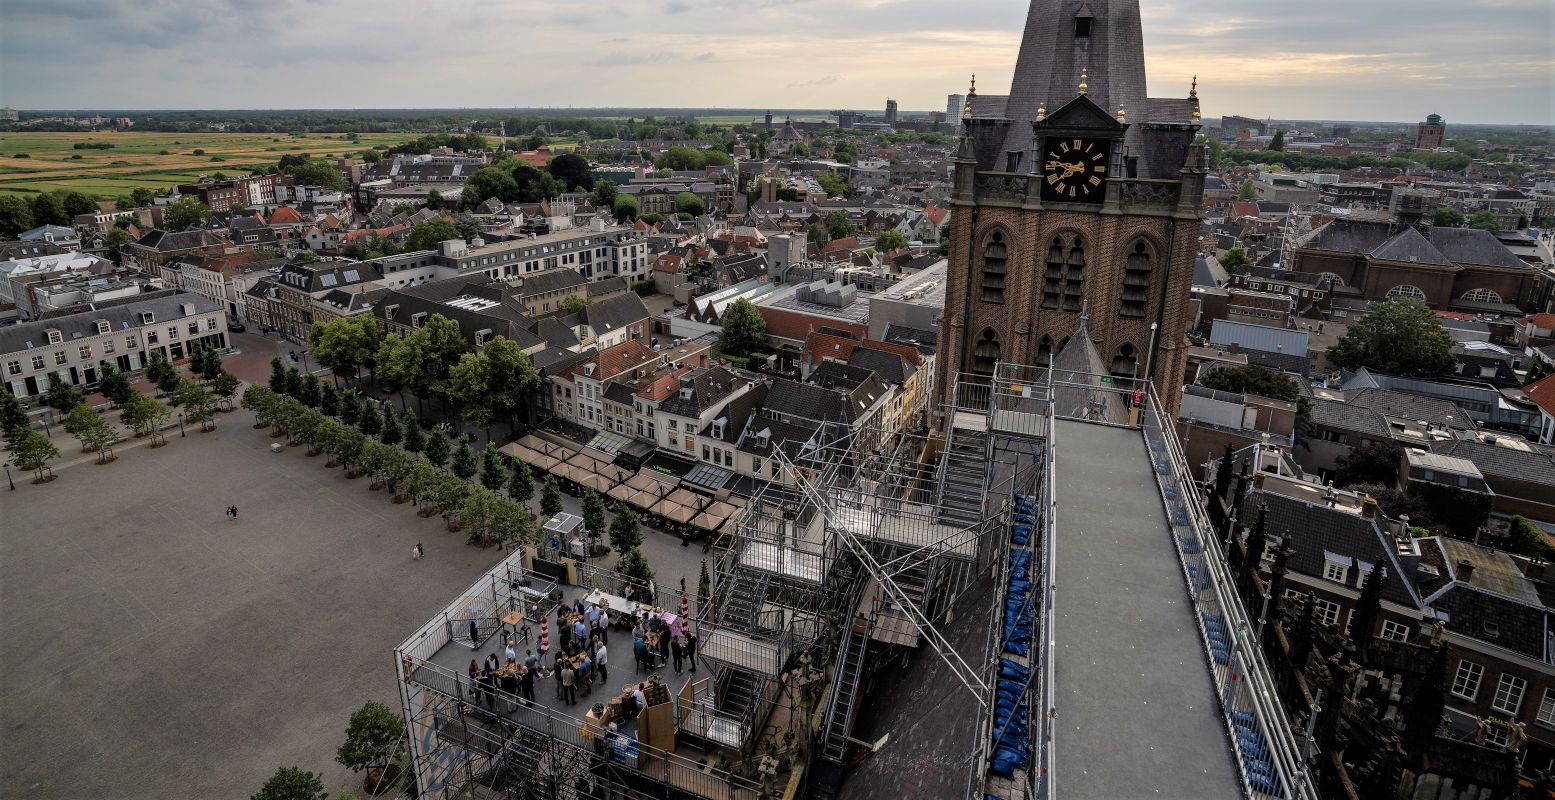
[0,190,100,238]
[458,152,595,210]
[307,314,539,441]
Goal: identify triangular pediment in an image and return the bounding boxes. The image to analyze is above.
[1036,94,1126,134]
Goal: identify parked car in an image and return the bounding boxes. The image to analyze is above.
[227,320,246,332]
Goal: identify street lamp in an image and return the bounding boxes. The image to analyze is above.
[3,461,13,491]
[177,412,186,438]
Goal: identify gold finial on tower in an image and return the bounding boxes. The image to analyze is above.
[1036,102,1047,122]
[1116,104,1127,122]
[1190,75,1198,98]
[1192,106,1202,122]
[1078,68,1088,94]
[968,74,977,95]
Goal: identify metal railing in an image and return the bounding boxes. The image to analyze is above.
[406,658,761,800]
[1141,386,1317,800]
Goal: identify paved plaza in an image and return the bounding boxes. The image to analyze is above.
[0,409,705,799]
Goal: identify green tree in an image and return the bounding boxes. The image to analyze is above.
[172,379,218,431]
[240,385,280,428]
[58,191,96,219]
[450,350,494,435]
[424,428,451,469]
[1268,130,1286,152]
[875,229,908,252]
[250,765,328,800]
[401,407,424,452]
[335,701,406,791]
[1236,181,1257,202]
[308,315,381,387]
[816,172,849,198]
[479,442,507,490]
[355,397,382,437]
[318,382,340,417]
[1503,516,1555,561]
[581,488,607,547]
[7,428,60,482]
[210,371,240,410]
[379,402,403,445]
[675,192,706,217]
[1327,299,1455,378]
[162,196,211,231]
[561,296,590,314]
[825,211,856,241]
[609,508,643,556]
[806,222,830,249]
[1,391,30,439]
[717,297,767,357]
[45,372,86,417]
[286,161,347,191]
[1218,247,1253,274]
[613,194,640,223]
[269,357,287,394]
[1334,440,1404,488]
[424,188,444,210]
[431,474,470,519]
[540,474,563,516]
[462,164,519,208]
[126,188,156,208]
[283,366,303,398]
[297,373,321,408]
[617,546,655,603]
[450,436,478,481]
[104,226,133,263]
[0,195,35,239]
[337,391,360,427]
[407,456,440,506]
[1433,207,1465,228]
[404,220,462,252]
[547,153,596,191]
[64,404,117,462]
[30,193,68,227]
[592,179,618,211]
[1467,210,1501,232]
[507,459,534,506]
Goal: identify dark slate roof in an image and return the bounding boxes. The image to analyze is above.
[1427,583,1547,661]
[587,276,628,298]
[603,382,637,406]
[1253,490,1422,608]
[658,366,742,417]
[1370,228,1452,266]
[763,377,853,424]
[1431,439,1555,485]
[1427,227,1530,270]
[517,268,586,298]
[810,361,875,392]
[1346,388,1475,431]
[737,413,821,459]
[713,384,767,444]
[847,346,913,384]
[133,228,227,252]
[882,324,938,355]
[1297,219,1395,255]
[1243,348,1311,377]
[0,289,220,354]
[1307,399,1391,439]
[579,292,649,336]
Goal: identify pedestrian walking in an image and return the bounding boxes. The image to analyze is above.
[686,630,698,673]
[412,543,423,560]
[468,659,480,700]
[523,649,539,673]
[671,635,685,674]
[469,619,481,649]
[231,505,238,519]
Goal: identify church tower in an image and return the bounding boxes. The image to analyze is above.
[934,0,1206,415]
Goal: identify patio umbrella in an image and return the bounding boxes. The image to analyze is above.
[664,503,696,524]
[608,484,636,503]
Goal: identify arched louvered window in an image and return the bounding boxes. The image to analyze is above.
[981,231,1008,304]
[1120,241,1152,318]
[973,328,1001,376]
[1041,233,1086,311]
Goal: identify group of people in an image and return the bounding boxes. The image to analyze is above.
[467,643,541,713]
[631,612,696,675]
[553,634,608,706]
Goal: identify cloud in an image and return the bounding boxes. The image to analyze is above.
[0,0,1549,123]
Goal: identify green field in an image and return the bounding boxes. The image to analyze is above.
[0,131,418,200]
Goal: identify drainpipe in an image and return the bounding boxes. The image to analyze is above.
[1148,218,1179,387]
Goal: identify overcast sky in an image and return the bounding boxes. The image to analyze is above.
[2,0,1551,124]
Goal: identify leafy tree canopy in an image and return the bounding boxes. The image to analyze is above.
[1326,299,1456,378]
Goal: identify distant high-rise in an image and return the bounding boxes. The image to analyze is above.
[885,99,898,125]
[946,94,965,132]
[1416,113,1445,150]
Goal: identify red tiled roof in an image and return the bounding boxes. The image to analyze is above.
[638,367,691,401]
[1229,201,1259,219]
[569,339,658,381]
[923,206,948,226]
[1524,374,1555,417]
[1525,313,1555,330]
[267,206,303,225]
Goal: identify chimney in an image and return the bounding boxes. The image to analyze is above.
[1227,342,1241,355]
[1361,496,1379,519]
[1456,559,1475,582]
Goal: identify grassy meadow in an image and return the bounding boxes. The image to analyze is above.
[0,131,417,200]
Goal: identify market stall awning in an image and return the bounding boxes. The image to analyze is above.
[666,487,710,512]
[607,484,636,503]
[663,503,696,524]
[691,511,725,531]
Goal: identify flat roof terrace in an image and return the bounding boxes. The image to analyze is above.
[1050,420,1241,798]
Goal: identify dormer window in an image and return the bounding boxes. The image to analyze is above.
[1074,16,1092,37]
[46,329,62,345]
[139,311,155,324]
[95,320,110,335]
[1323,559,1348,584]
[411,312,427,328]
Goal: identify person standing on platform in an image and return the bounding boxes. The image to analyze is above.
[519,664,536,704]
[560,662,577,706]
[686,630,698,672]
[469,619,481,649]
[594,637,608,683]
[670,635,685,674]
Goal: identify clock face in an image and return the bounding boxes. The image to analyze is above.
[1040,138,1110,203]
